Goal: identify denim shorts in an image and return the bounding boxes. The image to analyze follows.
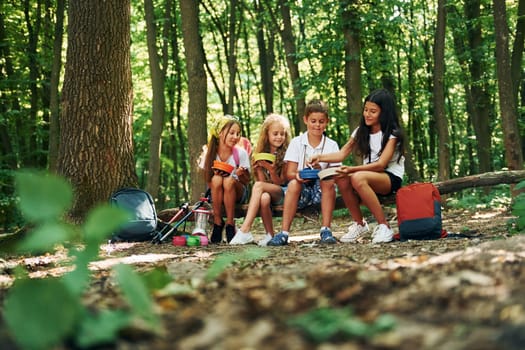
[297,180,322,209]
[272,185,287,206]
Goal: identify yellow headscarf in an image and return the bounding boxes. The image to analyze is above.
[209,114,239,141]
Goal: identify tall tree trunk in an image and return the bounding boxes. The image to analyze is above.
[340,0,362,134]
[278,0,305,133]
[493,0,524,170]
[23,0,42,167]
[0,11,19,170]
[341,0,369,168]
[226,0,238,115]
[255,0,274,114]
[48,0,65,173]
[514,0,525,158]
[465,0,492,174]
[57,0,137,222]
[169,4,188,205]
[433,0,450,181]
[144,0,166,199]
[449,1,493,174]
[180,0,208,202]
[511,0,525,103]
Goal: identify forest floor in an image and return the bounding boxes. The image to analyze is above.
[1,205,525,349]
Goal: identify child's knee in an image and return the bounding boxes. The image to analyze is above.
[320,180,335,192]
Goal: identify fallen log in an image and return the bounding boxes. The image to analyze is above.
[245,170,525,216]
[157,170,525,221]
[433,170,525,195]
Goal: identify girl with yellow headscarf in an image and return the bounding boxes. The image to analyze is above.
[199,115,251,243]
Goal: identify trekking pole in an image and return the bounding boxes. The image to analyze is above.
[152,202,189,243]
[155,200,206,243]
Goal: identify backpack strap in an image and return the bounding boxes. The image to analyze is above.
[232,146,240,167]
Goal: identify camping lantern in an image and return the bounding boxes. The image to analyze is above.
[192,197,212,236]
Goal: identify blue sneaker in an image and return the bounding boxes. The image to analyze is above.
[320,228,337,244]
[267,232,288,246]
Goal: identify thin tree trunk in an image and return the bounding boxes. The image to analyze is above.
[226,0,238,115]
[433,0,450,181]
[511,0,525,103]
[254,0,274,114]
[180,0,208,202]
[23,0,42,167]
[493,0,523,170]
[278,0,305,133]
[144,0,166,199]
[48,0,65,173]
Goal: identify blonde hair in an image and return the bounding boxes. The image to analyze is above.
[253,113,291,178]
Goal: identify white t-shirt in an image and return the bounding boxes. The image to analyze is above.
[351,127,404,178]
[284,132,341,170]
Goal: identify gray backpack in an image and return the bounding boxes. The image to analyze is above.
[109,188,158,242]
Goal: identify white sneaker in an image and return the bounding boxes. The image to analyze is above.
[257,233,272,246]
[340,221,369,243]
[229,230,254,245]
[372,224,394,243]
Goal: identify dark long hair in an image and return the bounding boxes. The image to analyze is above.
[354,88,405,163]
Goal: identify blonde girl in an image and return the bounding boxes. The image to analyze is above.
[230,113,291,245]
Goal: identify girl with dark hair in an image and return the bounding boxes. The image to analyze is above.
[309,88,405,243]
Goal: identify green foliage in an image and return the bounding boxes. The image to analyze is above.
[3,278,82,350]
[205,247,269,281]
[0,170,23,232]
[445,184,512,211]
[15,171,73,223]
[2,171,166,349]
[288,306,396,343]
[511,181,525,232]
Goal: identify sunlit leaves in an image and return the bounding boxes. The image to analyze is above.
[15,171,73,224]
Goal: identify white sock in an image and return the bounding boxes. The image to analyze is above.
[321,226,330,231]
[281,231,289,236]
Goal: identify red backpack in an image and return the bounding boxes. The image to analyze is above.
[395,182,446,240]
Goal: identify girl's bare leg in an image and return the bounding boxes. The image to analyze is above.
[335,175,364,224]
[240,181,265,232]
[210,175,224,225]
[223,177,241,226]
[351,171,391,225]
[281,180,301,232]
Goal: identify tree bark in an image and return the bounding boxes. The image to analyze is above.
[278,0,305,133]
[255,0,274,114]
[493,0,524,171]
[433,170,525,194]
[57,0,137,222]
[464,0,492,174]
[47,0,65,173]
[433,0,450,180]
[226,0,238,115]
[511,0,525,103]
[180,0,208,202]
[340,0,362,138]
[144,0,166,199]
